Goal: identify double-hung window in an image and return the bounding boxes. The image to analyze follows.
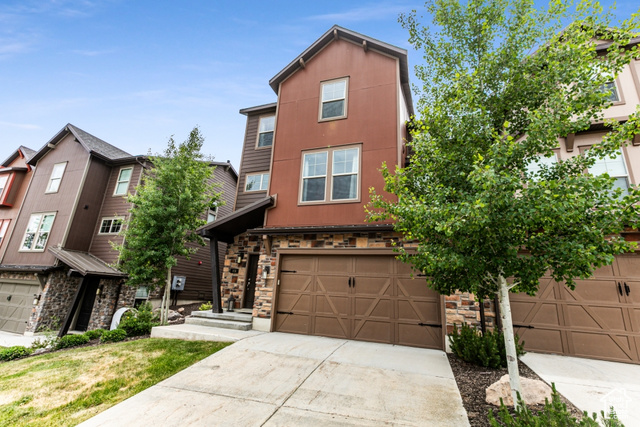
[257,116,275,148]
[21,213,55,251]
[301,145,360,203]
[114,167,133,196]
[245,173,269,192]
[588,149,630,196]
[0,219,9,245]
[319,78,348,121]
[207,205,218,223]
[0,175,8,199]
[600,81,620,102]
[525,153,557,180]
[46,163,67,193]
[99,217,124,234]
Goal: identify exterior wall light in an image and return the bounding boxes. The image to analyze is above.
[262,265,270,279]
[227,294,236,312]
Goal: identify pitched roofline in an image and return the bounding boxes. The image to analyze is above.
[1,146,35,168]
[268,25,414,116]
[239,102,277,116]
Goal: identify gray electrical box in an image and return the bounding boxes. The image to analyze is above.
[171,275,186,291]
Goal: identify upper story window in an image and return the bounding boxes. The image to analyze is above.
[207,205,218,223]
[245,173,269,192]
[257,116,275,148]
[99,217,124,234]
[525,153,557,180]
[46,162,67,193]
[0,219,9,245]
[588,149,629,196]
[0,175,7,198]
[20,212,55,251]
[300,145,360,204]
[600,81,620,102]
[319,77,348,121]
[114,167,133,196]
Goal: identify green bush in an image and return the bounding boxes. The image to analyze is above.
[118,303,157,337]
[30,334,58,351]
[199,301,212,311]
[100,328,127,343]
[449,323,525,368]
[488,384,625,426]
[55,334,90,350]
[0,346,33,361]
[84,329,106,340]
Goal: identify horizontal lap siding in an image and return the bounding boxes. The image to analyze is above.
[236,112,274,210]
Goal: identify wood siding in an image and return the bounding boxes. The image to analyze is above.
[266,39,401,228]
[65,158,111,251]
[170,239,228,301]
[2,134,90,266]
[213,165,237,218]
[0,154,33,262]
[236,109,274,210]
[89,163,143,264]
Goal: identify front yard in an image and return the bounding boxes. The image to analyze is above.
[0,338,228,426]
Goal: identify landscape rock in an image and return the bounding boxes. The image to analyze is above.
[167,310,183,321]
[177,307,185,313]
[486,374,552,406]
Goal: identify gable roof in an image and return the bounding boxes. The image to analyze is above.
[269,25,414,116]
[1,145,36,167]
[28,123,132,166]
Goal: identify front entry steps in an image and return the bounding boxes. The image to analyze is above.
[186,310,253,331]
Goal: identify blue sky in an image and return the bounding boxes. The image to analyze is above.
[0,0,637,168]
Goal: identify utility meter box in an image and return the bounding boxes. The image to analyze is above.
[171,275,186,291]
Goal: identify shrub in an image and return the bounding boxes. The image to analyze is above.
[100,328,127,343]
[84,329,106,340]
[199,301,212,311]
[449,323,525,369]
[488,384,625,426]
[55,334,90,350]
[0,346,33,361]
[118,303,157,337]
[30,334,58,351]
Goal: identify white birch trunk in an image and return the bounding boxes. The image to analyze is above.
[160,269,171,325]
[497,274,524,409]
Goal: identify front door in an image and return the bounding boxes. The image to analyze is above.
[243,255,259,309]
[75,277,99,331]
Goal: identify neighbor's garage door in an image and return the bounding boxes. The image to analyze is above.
[274,254,443,349]
[511,254,640,364]
[0,280,39,334]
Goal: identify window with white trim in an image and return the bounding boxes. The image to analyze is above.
[0,219,10,245]
[245,173,269,192]
[588,149,630,196]
[320,78,348,120]
[0,175,8,198]
[99,217,124,234]
[46,163,67,193]
[301,145,360,203]
[114,167,133,196]
[599,81,620,102]
[207,205,218,223]
[526,153,557,179]
[20,213,55,251]
[257,116,275,148]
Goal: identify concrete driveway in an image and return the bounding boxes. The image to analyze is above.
[522,353,640,426]
[81,333,469,426]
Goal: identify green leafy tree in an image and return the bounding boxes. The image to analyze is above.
[368,0,640,407]
[116,127,221,324]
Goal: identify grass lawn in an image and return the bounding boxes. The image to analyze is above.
[0,338,229,426]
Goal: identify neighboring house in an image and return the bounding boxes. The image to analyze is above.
[0,124,237,335]
[201,26,640,364]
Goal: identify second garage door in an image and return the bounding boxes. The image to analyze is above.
[274,254,443,349]
[0,279,39,334]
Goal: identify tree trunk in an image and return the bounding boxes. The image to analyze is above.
[497,274,524,409]
[160,269,171,325]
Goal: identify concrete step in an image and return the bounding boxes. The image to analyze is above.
[185,316,252,330]
[190,310,252,323]
[151,324,263,342]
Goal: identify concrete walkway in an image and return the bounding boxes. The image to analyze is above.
[81,332,469,426]
[0,330,41,347]
[522,353,640,426]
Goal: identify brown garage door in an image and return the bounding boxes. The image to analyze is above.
[274,254,443,349]
[511,255,640,364]
[0,280,39,334]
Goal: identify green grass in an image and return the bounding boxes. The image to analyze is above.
[0,338,229,426]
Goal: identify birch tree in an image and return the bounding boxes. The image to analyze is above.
[368,0,640,407]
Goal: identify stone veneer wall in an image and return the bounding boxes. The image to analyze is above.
[27,270,81,333]
[221,230,498,330]
[87,278,136,330]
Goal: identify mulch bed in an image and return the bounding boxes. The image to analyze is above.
[447,354,583,426]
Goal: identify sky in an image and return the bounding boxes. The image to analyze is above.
[0,0,637,169]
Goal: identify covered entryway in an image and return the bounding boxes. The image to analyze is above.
[274,253,443,349]
[511,254,640,364]
[0,279,39,334]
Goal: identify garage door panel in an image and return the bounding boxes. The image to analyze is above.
[570,332,636,362]
[515,328,567,354]
[566,305,627,331]
[316,276,349,294]
[354,297,391,318]
[398,323,441,349]
[281,256,315,272]
[614,257,640,277]
[353,256,393,275]
[397,278,435,298]
[398,300,439,322]
[626,281,640,305]
[315,295,348,316]
[314,315,349,339]
[280,274,312,292]
[275,314,310,334]
[560,280,621,303]
[277,293,311,313]
[352,319,391,343]
[511,302,562,327]
[591,263,616,277]
[352,277,391,296]
[317,256,350,273]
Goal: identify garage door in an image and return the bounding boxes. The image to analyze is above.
[274,254,443,349]
[511,255,640,364]
[0,280,39,334]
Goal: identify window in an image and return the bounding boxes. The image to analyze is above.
[20,213,55,251]
[114,167,133,196]
[600,81,620,102]
[320,78,348,120]
[588,149,629,196]
[207,206,218,223]
[0,219,9,245]
[0,175,7,198]
[257,116,275,148]
[99,217,124,234]
[46,163,66,193]
[301,145,360,203]
[245,173,269,192]
[526,153,557,179]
